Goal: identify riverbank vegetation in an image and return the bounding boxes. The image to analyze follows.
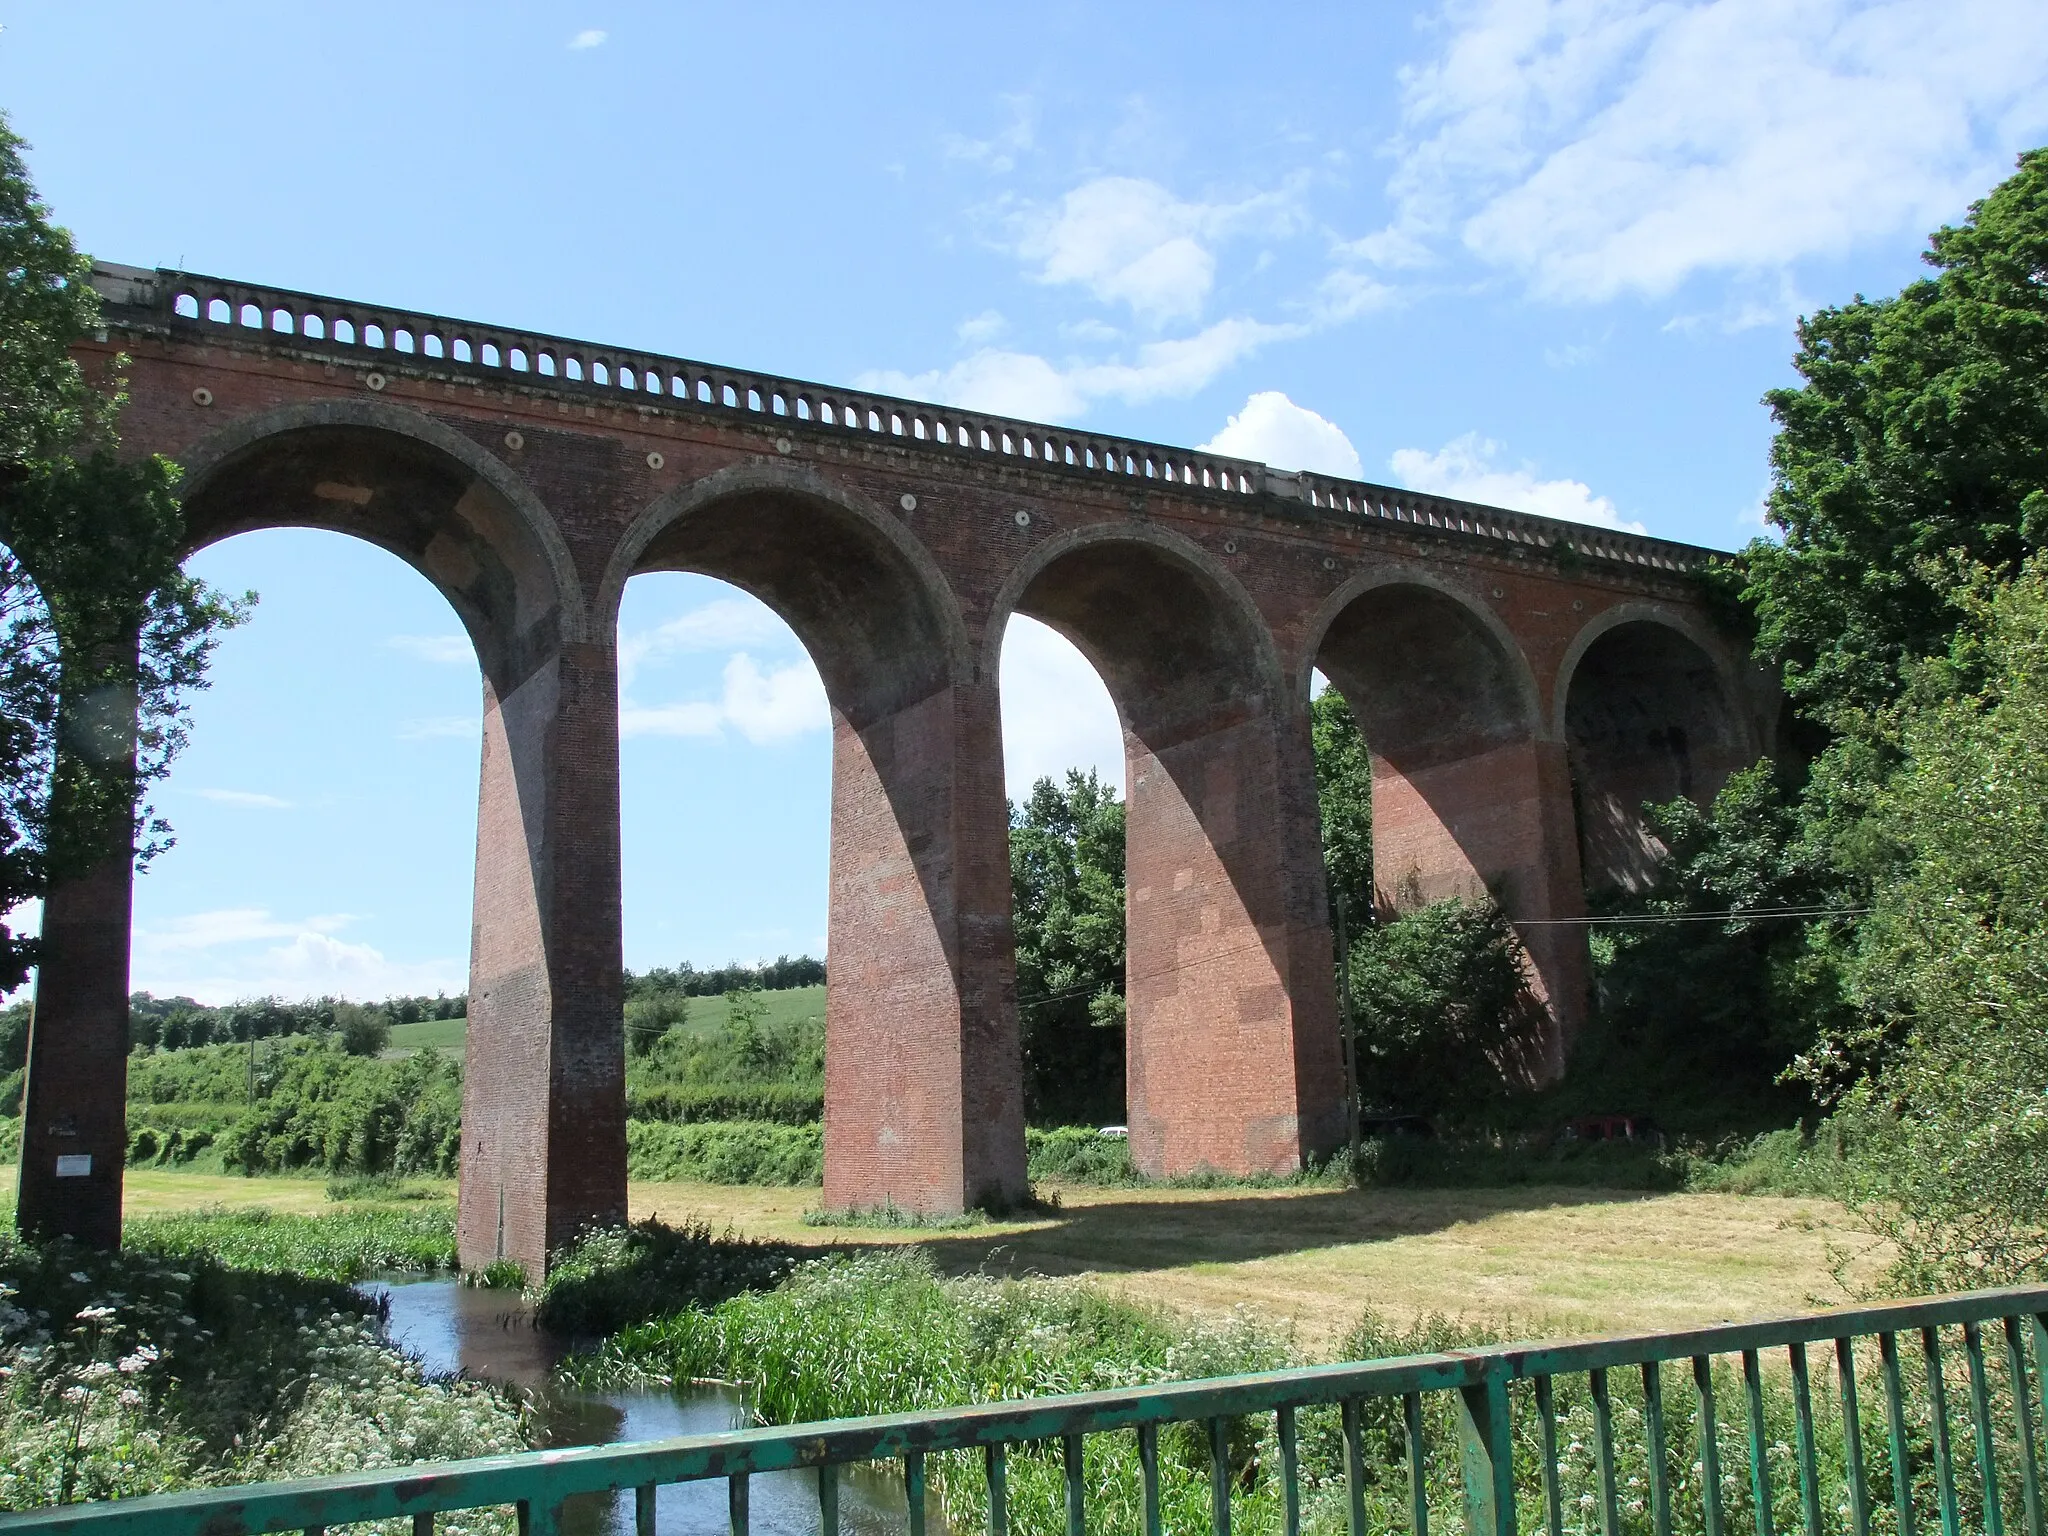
[0,1221,520,1518]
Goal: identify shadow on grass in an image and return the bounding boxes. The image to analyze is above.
[827,1182,1667,1281]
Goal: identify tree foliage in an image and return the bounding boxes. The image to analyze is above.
[0,112,244,989]
[1310,688,1373,930]
[1811,564,2048,1286]
[1747,148,2048,719]
[1009,770,1126,1125]
[1571,765,1854,1129]
[1346,899,1546,1121]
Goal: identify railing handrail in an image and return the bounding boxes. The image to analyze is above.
[7,1281,2044,1533]
[87,262,1722,580]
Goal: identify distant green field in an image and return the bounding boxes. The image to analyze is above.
[383,985,826,1056]
[385,1016,468,1055]
[676,984,824,1036]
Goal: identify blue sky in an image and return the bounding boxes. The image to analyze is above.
[3,1,2043,1002]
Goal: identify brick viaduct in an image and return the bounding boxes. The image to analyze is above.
[16,266,1771,1274]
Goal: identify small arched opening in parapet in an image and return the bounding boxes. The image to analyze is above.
[608,462,1021,1217]
[1559,612,1748,896]
[989,527,1345,1181]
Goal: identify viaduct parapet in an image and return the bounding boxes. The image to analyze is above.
[16,265,1771,1272]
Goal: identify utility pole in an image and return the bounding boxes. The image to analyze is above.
[1335,890,1362,1183]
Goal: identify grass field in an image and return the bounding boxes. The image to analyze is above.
[1,1160,1883,1347]
[384,1016,468,1055]
[628,1180,1886,1347]
[383,986,828,1059]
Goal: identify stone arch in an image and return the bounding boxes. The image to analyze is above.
[990,523,1343,1180]
[1559,606,1750,894]
[614,460,1019,1216]
[606,459,970,722]
[1308,570,1582,1074]
[983,521,1284,700]
[1299,565,1543,736]
[176,400,586,691]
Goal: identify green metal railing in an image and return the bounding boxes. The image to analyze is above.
[3,1284,2043,1536]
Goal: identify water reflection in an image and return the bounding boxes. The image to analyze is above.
[362,1279,913,1536]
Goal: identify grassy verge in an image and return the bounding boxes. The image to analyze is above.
[126,1203,457,1282]
[533,1218,800,1335]
[570,1248,2019,1536]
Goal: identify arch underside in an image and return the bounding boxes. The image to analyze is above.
[180,423,567,692]
[1565,621,1744,894]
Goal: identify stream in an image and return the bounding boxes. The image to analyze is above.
[362,1278,915,1536]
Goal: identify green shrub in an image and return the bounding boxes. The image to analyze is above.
[214,1042,461,1177]
[1348,896,1549,1119]
[534,1217,799,1336]
[1024,1125,1139,1185]
[625,1120,821,1185]
[626,1082,823,1125]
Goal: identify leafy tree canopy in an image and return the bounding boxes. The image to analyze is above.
[1009,769,1125,1125]
[1747,148,2048,719]
[0,112,245,990]
[1310,688,1373,931]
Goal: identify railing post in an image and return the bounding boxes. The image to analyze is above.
[1459,1362,1517,1536]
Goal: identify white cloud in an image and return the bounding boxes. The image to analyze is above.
[860,317,1302,426]
[619,596,792,687]
[1389,433,1645,532]
[621,653,828,745]
[136,907,350,954]
[387,633,473,666]
[1201,392,1364,478]
[956,311,1008,346]
[943,95,1036,173]
[1368,0,2048,304]
[568,28,607,49]
[193,788,293,810]
[1011,176,1303,326]
[999,616,1123,802]
[129,907,461,1004]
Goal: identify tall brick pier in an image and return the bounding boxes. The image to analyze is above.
[15,266,1771,1273]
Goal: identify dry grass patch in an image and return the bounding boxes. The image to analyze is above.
[630,1179,1887,1349]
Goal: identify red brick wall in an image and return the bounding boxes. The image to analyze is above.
[40,325,1756,1255]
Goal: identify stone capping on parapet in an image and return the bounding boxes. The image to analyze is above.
[90,262,1717,577]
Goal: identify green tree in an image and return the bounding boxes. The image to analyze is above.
[1009,770,1126,1125]
[1571,765,1854,1129]
[1812,562,2048,1287]
[626,989,690,1057]
[1746,148,2048,720]
[0,112,244,989]
[1310,688,1373,930]
[1346,898,1546,1121]
[333,1003,392,1058]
